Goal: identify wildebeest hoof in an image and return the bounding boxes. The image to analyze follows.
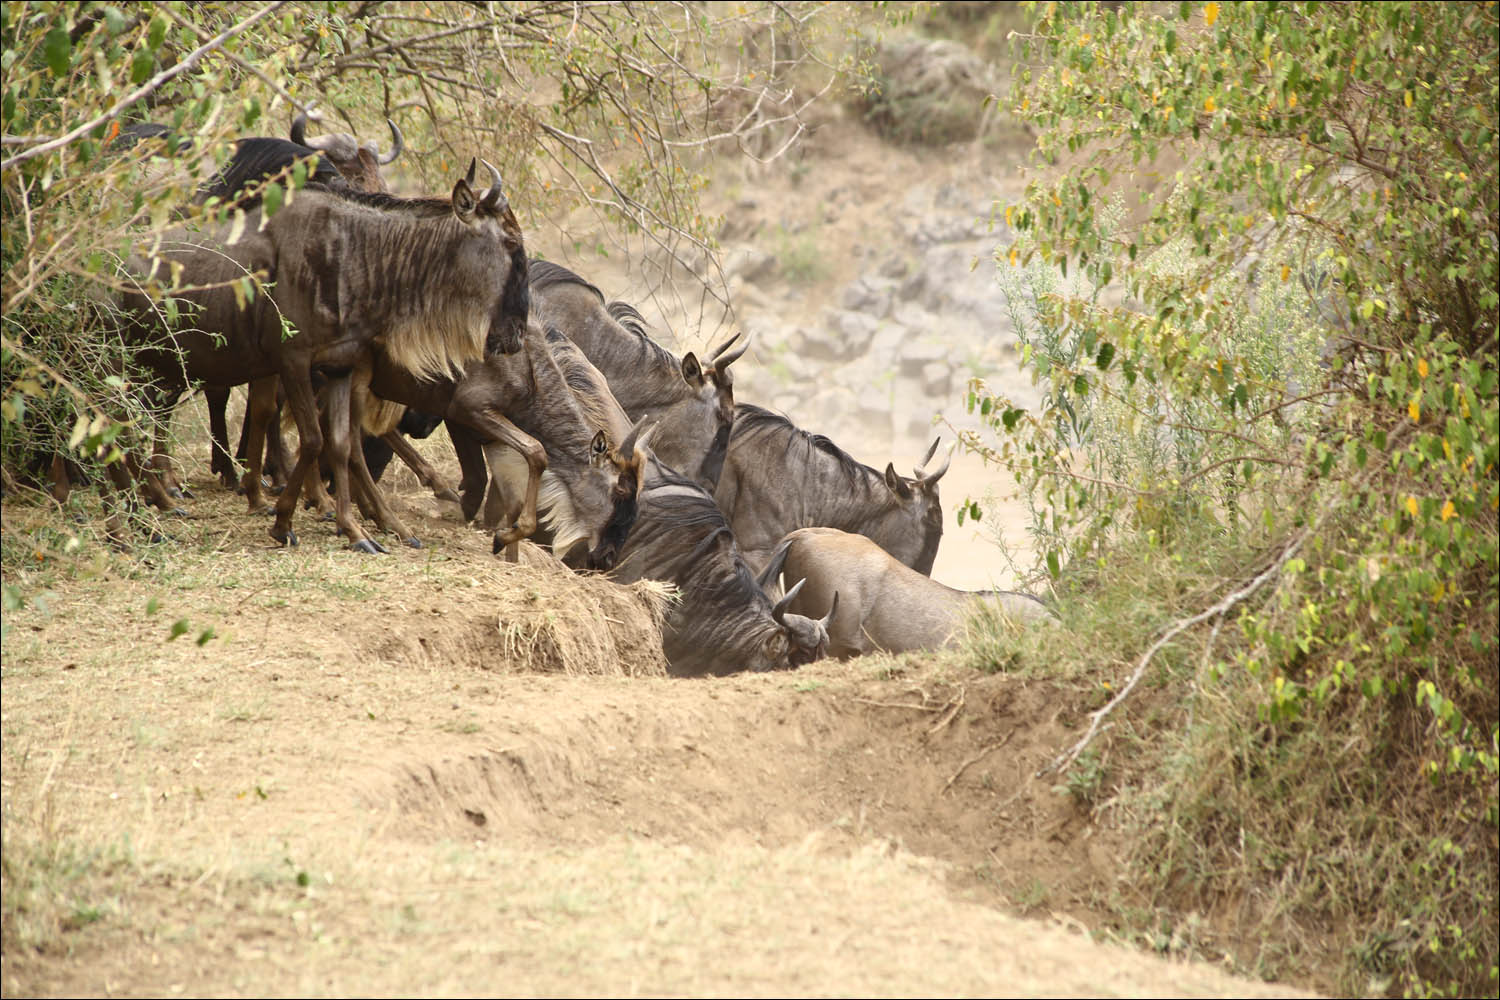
[166,486,185,500]
[269,484,285,496]
[322,511,336,522]
[404,537,422,549]
[166,507,190,519]
[436,487,461,503]
[147,530,172,545]
[351,538,387,555]
[270,527,298,547]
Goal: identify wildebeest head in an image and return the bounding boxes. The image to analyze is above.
[451,159,528,357]
[606,302,747,492]
[756,545,839,666]
[610,461,836,676]
[580,417,654,571]
[881,438,951,576]
[289,112,402,193]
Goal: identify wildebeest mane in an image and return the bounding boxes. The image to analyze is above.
[732,403,881,494]
[201,137,347,207]
[528,258,605,302]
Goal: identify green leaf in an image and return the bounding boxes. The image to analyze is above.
[168,618,190,641]
[43,27,70,77]
[1095,342,1115,370]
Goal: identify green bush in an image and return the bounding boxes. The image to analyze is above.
[964,2,1497,994]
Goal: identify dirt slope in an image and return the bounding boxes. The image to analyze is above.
[3,478,1315,997]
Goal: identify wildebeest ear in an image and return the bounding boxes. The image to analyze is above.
[452,178,477,223]
[884,463,913,499]
[762,631,789,665]
[681,352,704,385]
[590,430,610,467]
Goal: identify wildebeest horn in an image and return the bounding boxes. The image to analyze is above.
[463,158,477,188]
[479,158,505,209]
[711,331,751,372]
[290,111,309,146]
[919,437,940,470]
[756,539,791,592]
[377,118,403,165]
[916,445,952,486]
[771,577,806,625]
[619,415,655,456]
[819,591,839,630]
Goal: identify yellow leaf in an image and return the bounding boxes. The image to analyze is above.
[1008,247,1019,267]
[1442,438,1452,461]
[1051,192,1062,207]
[1204,95,1216,113]
[1288,92,1297,109]
[1417,358,1429,378]
[1440,500,1456,521]
[1404,90,1412,108]
[1205,2,1219,26]
[1005,205,1014,227]
[1409,396,1421,423]
[1406,496,1419,517]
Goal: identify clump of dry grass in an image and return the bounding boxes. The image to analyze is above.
[489,544,673,678]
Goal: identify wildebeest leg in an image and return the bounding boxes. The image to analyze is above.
[136,387,185,512]
[457,411,544,551]
[322,375,382,553]
[381,431,461,504]
[239,377,279,515]
[270,366,325,548]
[205,385,236,488]
[447,421,489,522]
[344,368,418,547]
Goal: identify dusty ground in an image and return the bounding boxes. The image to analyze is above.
[3,94,1318,998]
[4,448,1313,998]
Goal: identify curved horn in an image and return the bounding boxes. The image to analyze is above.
[463,158,477,188]
[756,540,791,592]
[916,446,952,486]
[918,437,940,471]
[819,591,839,630]
[771,577,806,625]
[479,158,505,208]
[618,415,654,456]
[290,112,309,146]
[377,118,404,165]
[712,331,751,372]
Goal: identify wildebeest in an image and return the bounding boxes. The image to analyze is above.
[200,115,407,493]
[361,316,651,568]
[765,527,1055,659]
[713,403,951,578]
[119,160,526,551]
[608,457,837,676]
[288,112,403,192]
[528,259,746,492]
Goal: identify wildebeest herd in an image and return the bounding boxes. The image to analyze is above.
[84,114,1054,677]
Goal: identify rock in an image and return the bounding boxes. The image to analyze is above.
[840,275,895,318]
[787,325,844,363]
[922,360,954,398]
[824,309,879,358]
[899,339,949,376]
[723,246,777,284]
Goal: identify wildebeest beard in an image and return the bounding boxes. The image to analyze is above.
[487,241,530,356]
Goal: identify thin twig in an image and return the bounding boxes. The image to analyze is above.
[1037,527,1312,778]
[1,4,287,172]
[928,685,967,735]
[943,730,1014,794]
